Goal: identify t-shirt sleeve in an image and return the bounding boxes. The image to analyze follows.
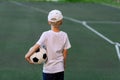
[36,32,46,46]
[64,34,71,49]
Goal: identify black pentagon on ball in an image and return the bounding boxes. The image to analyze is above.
[43,54,47,59]
[33,57,39,62]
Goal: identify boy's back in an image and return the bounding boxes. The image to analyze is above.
[36,30,71,73]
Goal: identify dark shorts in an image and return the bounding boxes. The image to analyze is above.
[43,71,64,80]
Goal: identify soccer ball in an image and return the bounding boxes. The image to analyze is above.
[30,47,47,64]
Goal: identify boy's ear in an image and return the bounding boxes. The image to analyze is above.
[48,21,51,25]
[58,20,63,25]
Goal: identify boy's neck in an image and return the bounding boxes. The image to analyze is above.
[51,26,60,32]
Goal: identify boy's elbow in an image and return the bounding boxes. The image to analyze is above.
[25,53,30,59]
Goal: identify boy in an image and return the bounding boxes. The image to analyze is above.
[25,9,71,80]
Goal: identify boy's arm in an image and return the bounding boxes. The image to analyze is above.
[63,49,68,68]
[25,44,40,64]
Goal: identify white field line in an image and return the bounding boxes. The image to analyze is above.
[11,1,120,24]
[86,21,120,24]
[11,1,48,14]
[115,43,120,60]
[82,21,115,44]
[102,3,120,10]
[64,17,116,45]
[11,1,120,61]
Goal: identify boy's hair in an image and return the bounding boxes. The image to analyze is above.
[48,10,63,22]
[48,20,62,27]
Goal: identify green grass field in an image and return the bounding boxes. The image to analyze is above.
[0,1,120,80]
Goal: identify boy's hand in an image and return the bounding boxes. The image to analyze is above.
[25,56,34,64]
[25,44,40,64]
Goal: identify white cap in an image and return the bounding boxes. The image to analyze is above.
[48,10,63,22]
